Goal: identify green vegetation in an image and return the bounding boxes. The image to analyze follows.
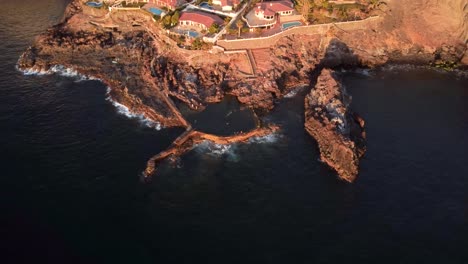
[162,10,180,29]
[432,60,458,71]
[171,11,180,25]
[236,19,244,37]
[208,23,220,34]
[162,15,172,28]
[192,38,204,49]
[293,0,382,24]
[168,34,187,46]
[191,37,212,50]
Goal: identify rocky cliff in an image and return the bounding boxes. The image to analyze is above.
[304,69,366,182]
[17,0,467,181]
[326,0,468,66]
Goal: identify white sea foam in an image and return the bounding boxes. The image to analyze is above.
[105,88,162,130]
[194,141,240,162]
[284,85,307,98]
[49,65,99,82]
[248,132,280,144]
[284,89,299,98]
[18,66,51,75]
[195,141,232,155]
[19,63,162,130]
[18,64,99,81]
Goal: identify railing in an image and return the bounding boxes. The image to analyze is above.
[242,15,277,28]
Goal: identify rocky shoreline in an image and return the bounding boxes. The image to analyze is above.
[17,0,467,182]
[305,69,366,182]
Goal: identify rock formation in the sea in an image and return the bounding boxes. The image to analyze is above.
[304,69,366,182]
[16,0,467,181]
[144,124,279,177]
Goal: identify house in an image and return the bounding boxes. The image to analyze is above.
[244,0,295,29]
[212,0,240,11]
[254,0,294,20]
[179,11,224,30]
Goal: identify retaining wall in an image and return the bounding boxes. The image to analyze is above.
[217,16,382,50]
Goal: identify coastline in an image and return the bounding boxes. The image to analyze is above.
[16,0,467,182]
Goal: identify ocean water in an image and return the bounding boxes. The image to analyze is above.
[1,0,468,263]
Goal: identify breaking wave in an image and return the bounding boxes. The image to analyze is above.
[19,67,51,75]
[248,132,280,144]
[284,85,307,98]
[49,65,99,81]
[195,141,232,155]
[17,64,99,81]
[19,64,162,130]
[105,88,162,130]
[195,141,239,161]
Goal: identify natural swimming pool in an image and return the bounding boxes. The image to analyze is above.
[282,21,302,30]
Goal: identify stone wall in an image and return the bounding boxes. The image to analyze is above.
[217,16,382,50]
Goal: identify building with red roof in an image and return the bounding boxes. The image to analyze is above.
[254,0,294,20]
[243,0,295,29]
[212,0,240,11]
[179,11,224,30]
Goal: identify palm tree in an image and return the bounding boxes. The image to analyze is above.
[295,0,311,20]
[236,19,244,37]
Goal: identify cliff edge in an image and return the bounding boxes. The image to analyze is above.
[16,0,467,181]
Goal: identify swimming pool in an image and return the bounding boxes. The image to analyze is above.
[187,30,199,38]
[282,21,302,30]
[200,2,214,10]
[175,29,200,38]
[86,1,103,8]
[149,7,164,16]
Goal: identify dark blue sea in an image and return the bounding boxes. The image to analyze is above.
[1,0,468,263]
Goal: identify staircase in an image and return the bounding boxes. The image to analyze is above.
[251,49,272,72]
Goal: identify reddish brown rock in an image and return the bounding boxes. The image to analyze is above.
[304,69,366,182]
[144,125,280,177]
[16,0,467,180]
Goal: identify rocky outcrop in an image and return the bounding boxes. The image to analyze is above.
[17,0,467,181]
[304,69,366,182]
[144,125,279,177]
[18,28,188,127]
[17,0,283,178]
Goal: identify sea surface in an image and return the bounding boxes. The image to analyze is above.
[1,0,468,263]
